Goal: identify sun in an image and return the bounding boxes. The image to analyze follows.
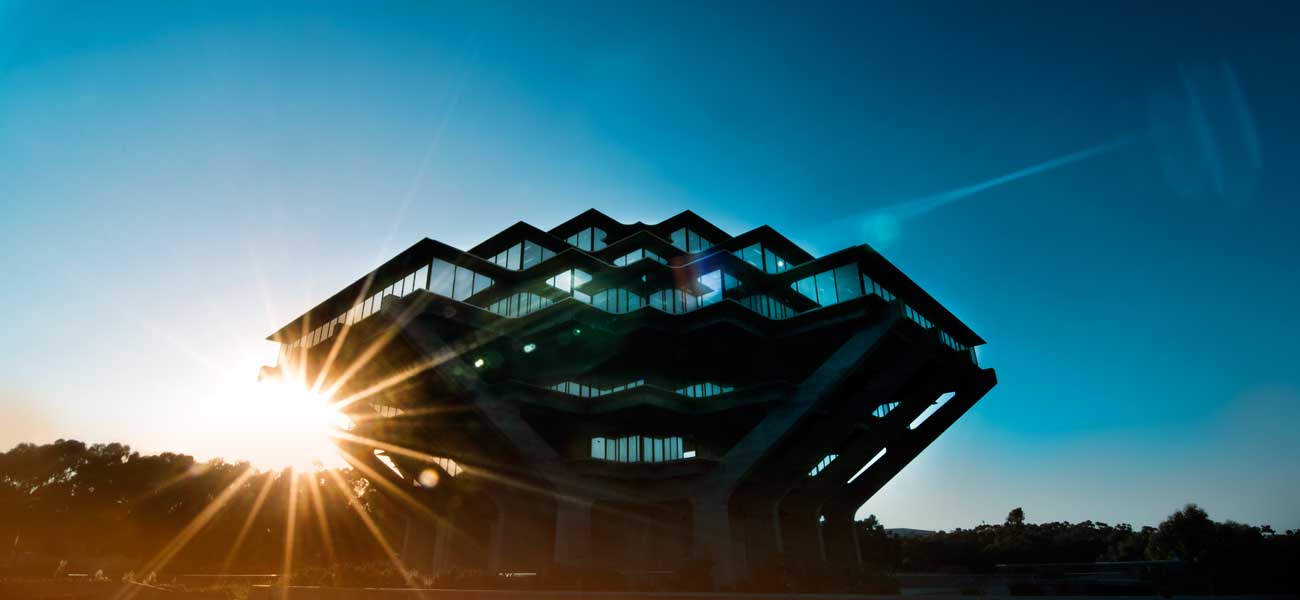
[245,377,352,472]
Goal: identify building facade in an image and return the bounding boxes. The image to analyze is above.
[264,209,996,587]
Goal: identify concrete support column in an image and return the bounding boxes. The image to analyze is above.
[691,495,736,589]
[553,498,593,566]
[821,508,861,575]
[779,505,824,572]
[736,496,783,574]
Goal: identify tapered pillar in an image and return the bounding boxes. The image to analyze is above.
[554,498,593,565]
[822,508,861,574]
[736,495,783,574]
[691,494,736,588]
[780,505,824,571]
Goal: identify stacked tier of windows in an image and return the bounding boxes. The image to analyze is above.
[281,242,978,367]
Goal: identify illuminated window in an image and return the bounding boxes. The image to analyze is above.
[809,454,838,477]
[873,401,900,418]
[734,243,792,274]
[675,382,735,398]
[487,292,554,318]
[590,435,689,463]
[550,379,645,398]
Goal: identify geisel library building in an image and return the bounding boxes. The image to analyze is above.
[264,209,996,587]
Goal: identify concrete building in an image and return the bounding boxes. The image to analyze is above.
[264,209,996,587]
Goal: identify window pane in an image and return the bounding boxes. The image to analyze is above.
[522,242,543,269]
[687,230,701,253]
[671,228,687,251]
[413,266,428,291]
[578,228,592,251]
[430,259,455,297]
[834,264,863,301]
[795,277,818,303]
[573,268,592,288]
[453,267,474,301]
[472,273,492,295]
[815,270,836,305]
[506,243,522,270]
[592,228,606,251]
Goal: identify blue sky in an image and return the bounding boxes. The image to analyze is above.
[2,1,1298,530]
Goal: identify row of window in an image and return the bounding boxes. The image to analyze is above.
[545,268,593,294]
[669,227,714,253]
[591,435,692,463]
[565,227,608,252]
[371,403,405,418]
[488,240,557,271]
[734,242,794,274]
[486,292,555,318]
[809,454,838,477]
[873,401,900,418]
[675,382,735,398]
[737,294,799,319]
[430,258,495,302]
[287,264,432,350]
[791,264,975,362]
[590,288,645,314]
[549,379,646,398]
[547,379,735,398]
[614,248,667,266]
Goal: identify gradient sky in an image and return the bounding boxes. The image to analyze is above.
[2,1,1298,531]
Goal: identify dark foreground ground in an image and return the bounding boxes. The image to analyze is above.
[2,581,1298,600]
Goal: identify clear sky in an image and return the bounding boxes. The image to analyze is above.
[2,1,1298,530]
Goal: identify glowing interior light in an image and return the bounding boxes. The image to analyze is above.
[523,343,537,354]
[473,357,486,368]
[572,328,582,336]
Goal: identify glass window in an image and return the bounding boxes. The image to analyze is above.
[592,228,607,251]
[522,242,543,269]
[506,243,522,270]
[452,267,474,301]
[795,277,817,303]
[834,264,863,301]
[472,272,492,295]
[688,230,702,253]
[578,229,592,251]
[430,259,455,297]
[413,266,428,291]
[815,270,836,305]
[741,244,763,269]
[698,270,722,305]
[671,228,687,251]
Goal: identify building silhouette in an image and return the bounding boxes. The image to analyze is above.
[265,209,996,586]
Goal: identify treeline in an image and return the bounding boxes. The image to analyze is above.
[0,440,408,577]
[3,440,1298,594]
[854,506,1299,593]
